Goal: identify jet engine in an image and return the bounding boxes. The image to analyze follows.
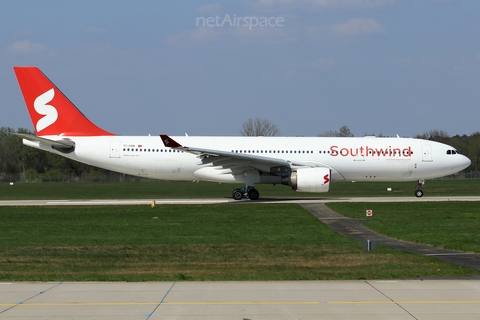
[282,167,331,193]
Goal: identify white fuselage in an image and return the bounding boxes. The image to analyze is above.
[24,135,471,188]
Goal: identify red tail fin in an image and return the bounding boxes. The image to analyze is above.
[13,67,115,136]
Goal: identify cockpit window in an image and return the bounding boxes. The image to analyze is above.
[446,149,459,155]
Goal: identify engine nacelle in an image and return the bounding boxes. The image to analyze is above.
[282,167,331,193]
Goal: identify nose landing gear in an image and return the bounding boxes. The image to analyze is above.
[414,179,425,198]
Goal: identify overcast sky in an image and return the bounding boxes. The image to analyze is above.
[2,0,479,137]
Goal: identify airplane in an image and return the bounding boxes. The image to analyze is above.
[13,66,471,200]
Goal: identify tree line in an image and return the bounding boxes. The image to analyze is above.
[0,127,124,182]
[1,124,479,182]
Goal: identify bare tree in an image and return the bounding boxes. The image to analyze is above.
[415,129,449,141]
[318,129,338,137]
[240,118,280,136]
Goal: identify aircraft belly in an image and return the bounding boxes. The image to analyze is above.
[336,158,387,181]
[194,167,243,183]
[155,158,179,178]
[387,159,414,179]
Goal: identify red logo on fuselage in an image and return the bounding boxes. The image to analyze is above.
[330,145,412,157]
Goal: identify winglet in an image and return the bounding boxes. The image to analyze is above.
[160,134,182,148]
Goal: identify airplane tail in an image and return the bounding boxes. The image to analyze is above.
[13,66,115,136]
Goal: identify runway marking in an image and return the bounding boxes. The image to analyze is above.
[2,300,480,307]
[329,300,480,305]
[0,301,319,307]
[425,253,476,256]
[164,302,319,305]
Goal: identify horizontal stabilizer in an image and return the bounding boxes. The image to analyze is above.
[15,133,75,153]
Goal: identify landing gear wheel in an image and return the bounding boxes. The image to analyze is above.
[414,179,425,198]
[232,189,244,200]
[247,188,260,200]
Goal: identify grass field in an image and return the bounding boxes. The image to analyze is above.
[1,178,479,200]
[1,179,479,281]
[0,203,478,281]
[327,201,480,253]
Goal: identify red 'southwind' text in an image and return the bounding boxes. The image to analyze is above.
[330,146,412,157]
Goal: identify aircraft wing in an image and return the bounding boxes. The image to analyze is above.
[160,134,317,175]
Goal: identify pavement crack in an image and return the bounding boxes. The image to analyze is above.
[0,282,64,315]
[366,280,419,320]
[146,281,177,319]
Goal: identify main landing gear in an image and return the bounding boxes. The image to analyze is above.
[414,179,425,198]
[232,186,260,201]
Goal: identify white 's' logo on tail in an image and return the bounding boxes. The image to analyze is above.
[34,88,58,132]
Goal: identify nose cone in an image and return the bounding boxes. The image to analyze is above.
[457,154,471,171]
[452,154,472,172]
